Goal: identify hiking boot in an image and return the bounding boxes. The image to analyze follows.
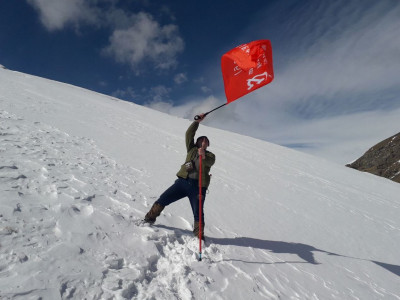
[193,221,205,240]
[144,202,164,224]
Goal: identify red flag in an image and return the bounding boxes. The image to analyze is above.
[221,40,274,103]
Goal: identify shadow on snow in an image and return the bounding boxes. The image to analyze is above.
[154,224,400,277]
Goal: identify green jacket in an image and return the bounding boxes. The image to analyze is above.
[176,122,216,188]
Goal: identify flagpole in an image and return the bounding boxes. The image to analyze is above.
[198,153,203,261]
[194,103,227,120]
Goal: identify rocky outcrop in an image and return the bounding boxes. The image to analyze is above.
[346,132,400,183]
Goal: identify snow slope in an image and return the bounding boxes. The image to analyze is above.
[0,68,399,299]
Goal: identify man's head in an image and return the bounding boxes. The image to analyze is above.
[196,136,210,149]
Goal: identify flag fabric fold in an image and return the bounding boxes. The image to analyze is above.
[221,40,274,103]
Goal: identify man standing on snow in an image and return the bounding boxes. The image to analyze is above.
[144,114,215,239]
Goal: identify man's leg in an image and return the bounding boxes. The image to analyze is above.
[144,178,187,224]
[189,186,207,238]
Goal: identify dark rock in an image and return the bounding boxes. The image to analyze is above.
[346,132,400,183]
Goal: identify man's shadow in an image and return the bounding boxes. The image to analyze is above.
[210,236,330,265]
[154,224,400,277]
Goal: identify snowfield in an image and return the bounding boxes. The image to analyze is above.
[0,68,399,299]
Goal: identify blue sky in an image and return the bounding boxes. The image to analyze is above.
[1,0,400,163]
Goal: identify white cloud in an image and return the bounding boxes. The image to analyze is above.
[103,12,184,71]
[174,73,187,84]
[27,1,185,71]
[201,86,212,93]
[148,85,171,102]
[26,0,100,31]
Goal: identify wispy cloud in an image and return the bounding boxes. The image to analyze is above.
[148,0,400,163]
[267,0,400,113]
[24,0,400,163]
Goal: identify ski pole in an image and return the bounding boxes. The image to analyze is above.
[194,103,227,120]
[198,153,203,261]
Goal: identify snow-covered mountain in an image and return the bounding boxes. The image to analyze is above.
[1,68,399,299]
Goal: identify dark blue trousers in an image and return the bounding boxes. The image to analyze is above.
[156,177,207,222]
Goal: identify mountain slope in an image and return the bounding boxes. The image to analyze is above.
[1,68,400,299]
